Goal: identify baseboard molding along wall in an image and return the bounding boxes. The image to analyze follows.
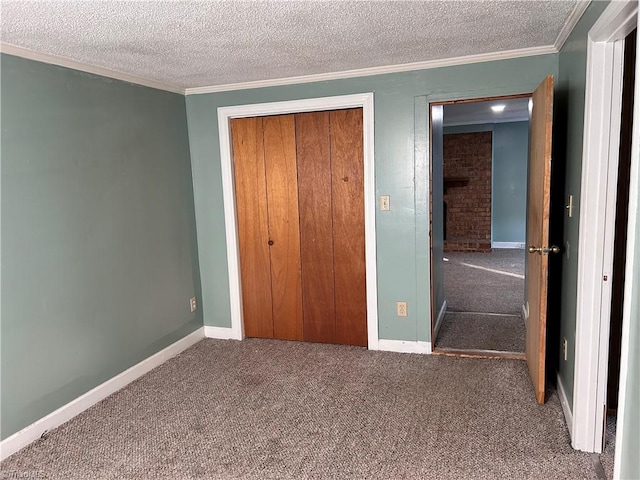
[377,339,432,354]
[557,372,574,439]
[204,325,242,340]
[491,242,525,249]
[0,327,205,461]
[433,300,448,340]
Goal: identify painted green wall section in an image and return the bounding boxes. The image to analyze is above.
[0,54,202,440]
[618,16,640,477]
[492,122,529,244]
[555,0,609,409]
[185,54,558,342]
[618,173,640,478]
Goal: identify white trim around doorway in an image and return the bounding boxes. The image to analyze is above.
[217,93,379,350]
[573,0,637,454]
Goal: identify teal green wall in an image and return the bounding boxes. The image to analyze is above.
[492,121,529,243]
[185,54,558,343]
[619,178,640,478]
[0,55,202,440]
[618,14,640,477]
[556,0,610,408]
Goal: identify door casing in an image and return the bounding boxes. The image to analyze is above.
[573,0,638,457]
[217,93,379,349]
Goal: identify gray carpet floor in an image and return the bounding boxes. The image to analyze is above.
[439,249,525,352]
[437,312,525,352]
[2,338,599,479]
[444,249,524,314]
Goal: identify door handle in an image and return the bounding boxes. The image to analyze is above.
[528,245,560,255]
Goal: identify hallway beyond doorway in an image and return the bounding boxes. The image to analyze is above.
[437,249,525,353]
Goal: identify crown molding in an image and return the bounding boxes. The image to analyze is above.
[2,41,560,97]
[0,43,185,95]
[184,45,557,95]
[554,0,592,51]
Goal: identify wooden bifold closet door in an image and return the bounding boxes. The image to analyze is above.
[231,109,367,347]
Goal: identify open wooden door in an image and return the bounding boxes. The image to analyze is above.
[526,75,558,404]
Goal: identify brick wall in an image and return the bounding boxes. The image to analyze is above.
[442,131,492,252]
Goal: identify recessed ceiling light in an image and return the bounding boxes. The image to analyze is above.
[491,104,506,113]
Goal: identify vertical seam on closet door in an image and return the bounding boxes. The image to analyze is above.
[293,117,305,341]
[294,114,307,341]
[328,111,338,339]
[260,115,276,339]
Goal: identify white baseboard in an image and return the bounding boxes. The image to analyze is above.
[491,242,525,249]
[0,327,205,461]
[377,339,432,354]
[204,325,242,340]
[557,372,574,439]
[433,300,448,339]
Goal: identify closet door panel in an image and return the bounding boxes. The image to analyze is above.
[263,115,304,341]
[330,109,367,346]
[231,117,274,338]
[296,112,336,343]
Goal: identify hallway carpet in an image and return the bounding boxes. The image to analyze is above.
[438,249,526,352]
[2,339,599,479]
[444,249,525,315]
[437,312,525,352]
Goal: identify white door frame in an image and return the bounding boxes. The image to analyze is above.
[216,93,379,349]
[573,0,637,454]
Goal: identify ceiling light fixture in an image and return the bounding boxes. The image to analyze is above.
[491,104,506,113]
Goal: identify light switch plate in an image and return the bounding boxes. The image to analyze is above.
[566,195,574,217]
[380,195,390,211]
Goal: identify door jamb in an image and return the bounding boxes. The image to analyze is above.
[572,0,637,454]
[216,93,379,349]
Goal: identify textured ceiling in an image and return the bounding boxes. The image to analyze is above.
[1,1,581,90]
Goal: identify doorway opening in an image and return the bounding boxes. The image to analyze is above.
[430,77,555,407]
[430,95,532,358]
